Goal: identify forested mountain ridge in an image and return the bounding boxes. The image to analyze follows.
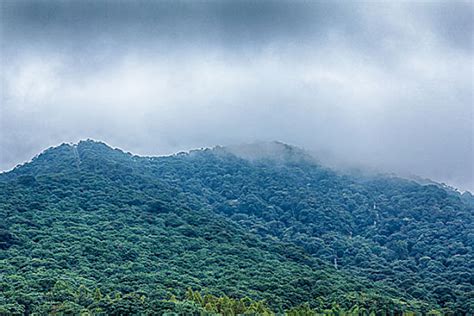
[0,140,472,315]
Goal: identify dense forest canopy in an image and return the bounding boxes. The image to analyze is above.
[0,140,472,315]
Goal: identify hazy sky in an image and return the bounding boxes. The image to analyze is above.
[1,0,473,191]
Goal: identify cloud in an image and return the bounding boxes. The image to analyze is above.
[1,0,473,191]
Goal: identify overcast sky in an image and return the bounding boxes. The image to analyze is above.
[1,0,473,191]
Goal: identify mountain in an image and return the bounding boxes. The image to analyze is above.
[0,140,472,315]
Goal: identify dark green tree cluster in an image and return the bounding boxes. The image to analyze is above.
[0,140,472,314]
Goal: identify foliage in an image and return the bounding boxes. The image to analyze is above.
[0,140,472,314]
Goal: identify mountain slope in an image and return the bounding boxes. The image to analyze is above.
[0,140,472,314]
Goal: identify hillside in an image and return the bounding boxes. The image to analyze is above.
[0,140,472,315]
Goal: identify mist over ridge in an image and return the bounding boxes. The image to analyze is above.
[1,0,473,191]
[4,138,470,196]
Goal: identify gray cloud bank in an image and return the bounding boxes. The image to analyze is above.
[1,0,473,191]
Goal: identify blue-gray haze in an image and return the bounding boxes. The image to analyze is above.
[1,0,473,191]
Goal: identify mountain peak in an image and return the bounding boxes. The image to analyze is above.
[3,139,129,178]
[4,140,318,179]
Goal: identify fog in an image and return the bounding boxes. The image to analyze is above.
[1,1,473,191]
